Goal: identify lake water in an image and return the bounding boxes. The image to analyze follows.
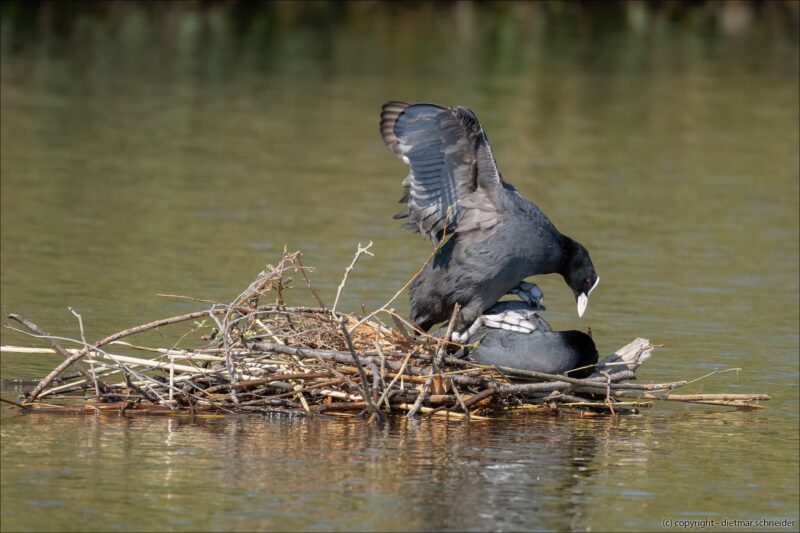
[1,2,798,531]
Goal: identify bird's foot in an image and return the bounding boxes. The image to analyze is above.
[508,282,545,311]
[450,313,490,343]
[451,321,480,344]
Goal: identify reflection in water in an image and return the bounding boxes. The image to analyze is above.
[1,393,796,531]
[2,411,662,532]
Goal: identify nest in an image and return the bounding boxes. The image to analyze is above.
[3,248,770,420]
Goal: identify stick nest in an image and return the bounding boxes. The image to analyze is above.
[4,249,770,420]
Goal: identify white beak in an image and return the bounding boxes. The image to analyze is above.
[577,292,589,317]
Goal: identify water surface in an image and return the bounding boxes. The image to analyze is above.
[1,3,798,531]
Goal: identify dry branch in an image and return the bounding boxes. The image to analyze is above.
[3,249,770,418]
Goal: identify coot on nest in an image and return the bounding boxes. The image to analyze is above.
[380,102,599,340]
[461,302,598,378]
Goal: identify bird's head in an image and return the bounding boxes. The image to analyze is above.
[564,240,599,318]
[562,330,599,378]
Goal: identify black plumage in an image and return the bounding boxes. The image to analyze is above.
[380,101,599,334]
[460,302,599,378]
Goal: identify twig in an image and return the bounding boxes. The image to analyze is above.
[389,313,414,342]
[423,305,463,420]
[37,368,121,398]
[201,372,333,395]
[373,329,388,391]
[684,367,743,386]
[381,309,459,345]
[395,403,489,421]
[608,390,770,404]
[156,293,223,305]
[600,370,616,416]
[117,363,172,408]
[648,393,770,401]
[339,318,382,422]
[346,227,449,335]
[217,253,305,400]
[295,253,326,309]
[370,350,415,421]
[0,397,30,409]
[449,380,469,420]
[369,361,381,404]
[332,241,373,314]
[434,304,460,368]
[12,309,225,403]
[406,374,433,419]
[8,314,113,402]
[209,307,238,403]
[123,373,159,404]
[68,307,101,399]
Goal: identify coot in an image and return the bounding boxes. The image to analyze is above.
[380,102,599,338]
[462,302,598,378]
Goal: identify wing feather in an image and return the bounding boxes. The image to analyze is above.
[380,101,507,243]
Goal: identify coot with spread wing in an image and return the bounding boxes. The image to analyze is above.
[380,101,599,339]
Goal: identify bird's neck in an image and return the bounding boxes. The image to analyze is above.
[557,235,577,278]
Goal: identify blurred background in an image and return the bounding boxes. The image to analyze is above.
[1,1,798,531]
[2,0,797,343]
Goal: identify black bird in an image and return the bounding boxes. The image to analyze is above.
[461,303,599,378]
[380,101,599,338]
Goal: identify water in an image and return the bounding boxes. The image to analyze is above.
[0,410,785,532]
[1,2,798,531]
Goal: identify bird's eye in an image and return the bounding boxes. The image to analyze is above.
[585,277,593,288]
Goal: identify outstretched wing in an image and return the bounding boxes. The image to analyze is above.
[380,101,507,244]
